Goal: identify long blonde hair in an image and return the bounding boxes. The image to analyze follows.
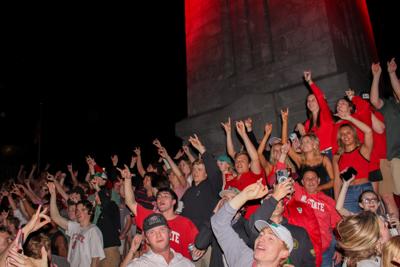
[382,236,400,267]
[337,211,381,267]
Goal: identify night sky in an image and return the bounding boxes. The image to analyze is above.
[0,1,399,175]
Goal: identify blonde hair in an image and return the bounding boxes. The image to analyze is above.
[336,124,361,155]
[300,133,322,160]
[337,211,380,267]
[382,236,400,267]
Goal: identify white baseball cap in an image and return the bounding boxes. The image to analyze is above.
[254,220,294,252]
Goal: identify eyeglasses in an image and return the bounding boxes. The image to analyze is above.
[362,198,379,204]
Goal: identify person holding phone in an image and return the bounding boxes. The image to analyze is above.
[332,112,374,213]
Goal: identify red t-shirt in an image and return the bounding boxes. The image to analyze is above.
[338,148,370,180]
[226,170,266,219]
[370,111,387,170]
[135,204,199,260]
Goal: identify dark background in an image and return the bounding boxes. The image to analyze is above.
[0,1,399,175]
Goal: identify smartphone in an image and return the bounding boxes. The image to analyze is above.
[340,167,358,181]
[289,132,298,142]
[276,169,289,184]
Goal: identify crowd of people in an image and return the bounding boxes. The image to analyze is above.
[1,59,400,267]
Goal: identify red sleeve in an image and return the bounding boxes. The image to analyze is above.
[310,83,334,124]
[135,204,153,230]
[351,96,372,126]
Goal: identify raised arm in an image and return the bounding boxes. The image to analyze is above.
[119,166,137,215]
[304,71,334,123]
[48,182,68,230]
[236,121,262,174]
[258,123,273,172]
[133,147,146,178]
[67,164,79,188]
[282,108,302,167]
[47,174,69,202]
[388,58,400,100]
[337,114,373,160]
[221,118,236,159]
[182,144,196,163]
[155,141,187,187]
[245,117,260,149]
[332,155,342,201]
[370,62,384,109]
[335,177,354,217]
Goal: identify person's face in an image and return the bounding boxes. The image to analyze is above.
[339,126,355,146]
[68,204,77,221]
[359,192,379,213]
[39,186,49,198]
[156,192,175,212]
[0,232,11,254]
[192,163,207,184]
[235,154,250,174]
[76,204,91,224]
[145,225,170,253]
[143,175,152,188]
[217,161,230,173]
[379,218,391,243]
[302,171,320,194]
[307,94,319,112]
[254,227,288,263]
[336,99,351,114]
[300,136,314,153]
[271,144,282,162]
[178,160,191,176]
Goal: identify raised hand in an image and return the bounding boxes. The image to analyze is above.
[23,205,51,237]
[334,111,352,121]
[303,70,312,83]
[241,179,268,201]
[264,123,272,135]
[152,139,162,149]
[387,57,397,73]
[345,89,355,101]
[129,234,143,253]
[46,182,56,196]
[235,121,246,137]
[117,165,134,180]
[221,117,232,133]
[174,149,185,160]
[133,147,141,156]
[371,62,382,76]
[130,156,138,168]
[157,147,169,159]
[281,108,289,122]
[67,164,73,173]
[188,134,206,154]
[296,123,306,136]
[244,117,253,132]
[272,178,293,201]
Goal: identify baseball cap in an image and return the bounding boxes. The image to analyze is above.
[143,213,169,232]
[93,172,108,180]
[266,137,282,151]
[219,186,240,198]
[217,155,233,166]
[254,220,294,252]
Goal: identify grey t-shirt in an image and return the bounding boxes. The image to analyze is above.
[66,221,105,267]
[379,97,400,160]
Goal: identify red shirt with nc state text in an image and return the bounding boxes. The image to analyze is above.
[135,204,199,260]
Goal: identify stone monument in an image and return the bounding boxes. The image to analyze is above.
[176,0,377,154]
